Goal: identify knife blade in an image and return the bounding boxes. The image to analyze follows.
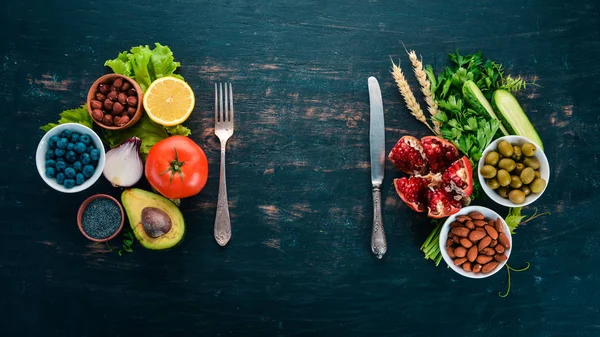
[368,76,387,259]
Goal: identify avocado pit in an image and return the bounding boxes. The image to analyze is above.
[141,207,172,238]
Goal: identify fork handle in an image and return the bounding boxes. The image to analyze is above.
[371,185,387,259]
[214,141,231,246]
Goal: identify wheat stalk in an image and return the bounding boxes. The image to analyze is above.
[390,59,435,134]
[407,49,441,135]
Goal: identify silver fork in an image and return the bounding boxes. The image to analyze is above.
[214,83,234,246]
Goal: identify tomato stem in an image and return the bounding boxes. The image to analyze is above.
[159,147,186,184]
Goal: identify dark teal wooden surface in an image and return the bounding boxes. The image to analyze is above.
[1,0,599,336]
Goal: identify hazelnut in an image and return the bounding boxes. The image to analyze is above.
[110,86,116,92]
[107,91,118,102]
[90,100,103,110]
[104,99,114,111]
[127,107,137,117]
[98,83,110,94]
[112,102,124,114]
[121,81,131,91]
[92,109,104,121]
[127,88,137,96]
[126,96,138,106]
[118,92,128,105]
[102,114,113,126]
[95,92,106,101]
[118,115,130,126]
[113,78,123,88]
[113,116,121,125]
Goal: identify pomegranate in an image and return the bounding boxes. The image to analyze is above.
[389,136,473,218]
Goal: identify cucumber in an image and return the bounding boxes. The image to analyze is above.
[492,89,544,150]
[462,81,509,136]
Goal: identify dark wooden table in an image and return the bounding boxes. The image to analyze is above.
[2,1,598,336]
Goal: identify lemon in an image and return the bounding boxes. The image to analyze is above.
[143,77,195,126]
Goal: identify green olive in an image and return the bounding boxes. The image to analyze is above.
[511,146,522,161]
[520,167,535,184]
[508,189,526,204]
[535,171,541,178]
[510,175,523,189]
[480,165,497,179]
[498,140,514,157]
[487,178,500,190]
[522,143,537,157]
[497,169,511,187]
[498,158,516,172]
[485,151,500,166]
[514,163,526,176]
[498,187,509,198]
[521,185,531,196]
[523,157,540,170]
[530,178,547,193]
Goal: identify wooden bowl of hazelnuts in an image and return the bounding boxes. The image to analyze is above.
[87,74,143,130]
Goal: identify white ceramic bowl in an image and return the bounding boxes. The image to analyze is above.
[36,123,105,193]
[478,135,549,207]
[439,206,512,279]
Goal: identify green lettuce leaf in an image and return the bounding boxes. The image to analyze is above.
[40,105,93,132]
[104,52,132,77]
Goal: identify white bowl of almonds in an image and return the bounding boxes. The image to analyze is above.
[439,206,512,279]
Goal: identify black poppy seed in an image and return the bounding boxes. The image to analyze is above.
[81,198,122,239]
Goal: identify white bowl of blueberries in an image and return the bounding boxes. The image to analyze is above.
[36,123,105,193]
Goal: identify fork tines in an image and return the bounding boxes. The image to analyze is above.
[215,83,234,124]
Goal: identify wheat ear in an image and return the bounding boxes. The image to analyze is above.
[390,59,435,134]
[407,50,441,135]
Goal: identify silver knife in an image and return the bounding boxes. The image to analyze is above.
[368,77,387,259]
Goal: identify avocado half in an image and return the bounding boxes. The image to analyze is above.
[121,188,185,250]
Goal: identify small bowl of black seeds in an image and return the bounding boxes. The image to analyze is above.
[77,194,124,242]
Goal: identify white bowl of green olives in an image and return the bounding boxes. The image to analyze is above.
[478,136,549,207]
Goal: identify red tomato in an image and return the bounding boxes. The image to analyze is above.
[145,136,208,199]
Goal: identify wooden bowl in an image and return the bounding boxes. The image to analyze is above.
[77,194,125,242]
[87,74,143,130]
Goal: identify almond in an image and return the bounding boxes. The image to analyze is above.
[466,221,475,230]
[484,225,499,240]
[476,255,493,264]
[498,232,511,249]
[468,230,486,242]
[489,239,498,248]
[453,236,460,244]
[446,239,453,248]
[468,211,485,220]
[450,221,464,228]
[446,247,456,258]
[494,253,508,262]
[467,246,478,262]
[451,227,470,238]
[475,227,486,233]
[495,217,504,233]
[495,245,505,254]
[454,257,467,266]
[454,246,467,258]
[460,238,473,248]
[462,262,472,272]
[472,264,482,273]
[478,236,492,251]
[481,247,495,256]
[487,219,495,229]
[456,215,472,223]
[473,220,487,227]
[481,261,499,273]
[448,232,455,238]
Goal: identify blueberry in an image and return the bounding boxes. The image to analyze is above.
[49,135,59,148]
[63,179,75,189]
[56,157,65,163]
[82,164,95,178]
[72,161,82,172]
[90,149,100,161]
[55,161,67,172]
[45,149,55,160]
[87,145,95,153]
[45,167,56,178]
[56,138,69,149]
[74,142,87,154]
[75,173,85,185]
[80,134,91,145]
[64,167,76,179]
[45,159,56,168]
[80,153,91,165]
[56,173,65,185]
[67,143,75,151]
[65,151,77,162]
[71,133,80,143]
[60,130,72,139]
[54,148,65,157]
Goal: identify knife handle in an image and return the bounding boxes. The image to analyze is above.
[371,185,387,259]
